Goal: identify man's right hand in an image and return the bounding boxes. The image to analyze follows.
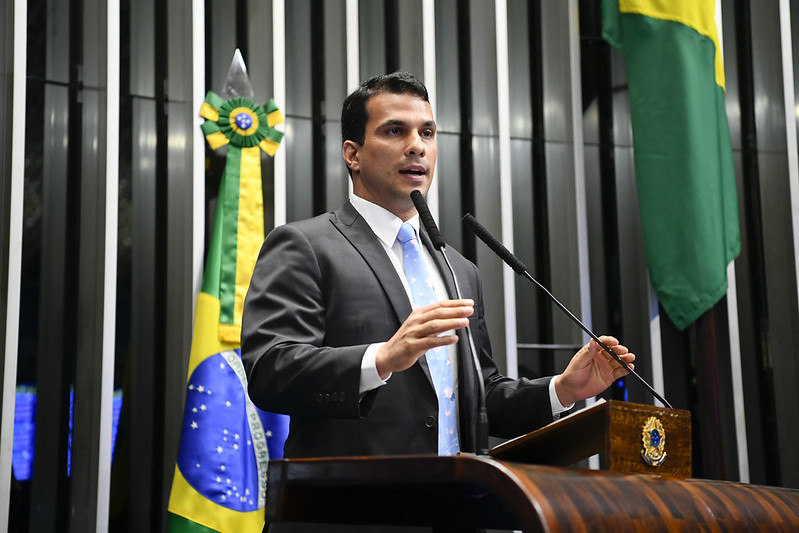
[375,299,474,379]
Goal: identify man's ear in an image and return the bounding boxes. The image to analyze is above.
[342,140,360,173]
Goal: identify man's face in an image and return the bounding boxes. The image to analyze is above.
[343,91,437,220]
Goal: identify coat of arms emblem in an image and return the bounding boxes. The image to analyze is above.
[641,416,667,467]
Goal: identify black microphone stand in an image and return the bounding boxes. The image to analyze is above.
[463,213,673,410]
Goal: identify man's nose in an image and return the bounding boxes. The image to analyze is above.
[406,132,425,157]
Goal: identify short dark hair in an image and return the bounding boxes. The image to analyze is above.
[341,71,429,146]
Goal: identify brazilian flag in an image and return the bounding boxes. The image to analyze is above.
[603,0,740,330]
[167,93,288,532]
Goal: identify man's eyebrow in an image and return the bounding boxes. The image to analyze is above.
[379,119,408,127]
[378,119,437,128]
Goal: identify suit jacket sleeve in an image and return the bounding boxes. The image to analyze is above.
[241,221,370,419]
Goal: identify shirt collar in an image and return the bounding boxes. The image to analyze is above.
[350,194,420,247]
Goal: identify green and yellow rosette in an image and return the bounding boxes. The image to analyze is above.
[200,92,284,154]
[199,92,284,344]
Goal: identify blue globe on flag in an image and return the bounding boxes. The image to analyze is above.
[177,350,268,513]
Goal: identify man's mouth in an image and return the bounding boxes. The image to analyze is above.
[399,167,426,176]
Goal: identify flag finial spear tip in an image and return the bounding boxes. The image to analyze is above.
[222,49,255,101]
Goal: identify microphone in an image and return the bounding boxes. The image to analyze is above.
[410,190,490,455]
[414,191,445,250]
[462,212,673,409]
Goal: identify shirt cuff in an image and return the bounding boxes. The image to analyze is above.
[360,342,391,394]
[549,375,574,418]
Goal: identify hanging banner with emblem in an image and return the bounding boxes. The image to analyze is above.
[168,49,288,533]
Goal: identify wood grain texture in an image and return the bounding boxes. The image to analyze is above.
[267,455,799,531]
[490,400,692,478]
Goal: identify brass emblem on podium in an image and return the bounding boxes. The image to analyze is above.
[641,416,667,467]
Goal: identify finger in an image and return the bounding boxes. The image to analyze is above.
[408,305,473,329]
[598,347,626,370]
[598,341,629,359]
[378,332,459,375]
[411,317,470,338]
[425,306,474,320]
[417,299,474,311]
[416,304,474,321]
[609,355,635,376]
[397,333,459,363]
[614,362,634,375]
[608,350,634,364]
[416,332,460,351]
[441,298,474,307]
[596,335,620,349]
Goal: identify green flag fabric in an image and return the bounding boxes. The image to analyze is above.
[602,0,740,330]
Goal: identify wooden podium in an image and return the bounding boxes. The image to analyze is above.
[490,400,692,477]
[266,401,799,530]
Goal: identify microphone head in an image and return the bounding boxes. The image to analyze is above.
[410,190,445,250]
[462,213,529,275]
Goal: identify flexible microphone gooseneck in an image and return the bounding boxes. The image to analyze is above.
[462,212,673,410]
[410,190,490,455]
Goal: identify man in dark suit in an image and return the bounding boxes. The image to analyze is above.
[241,71,634,460]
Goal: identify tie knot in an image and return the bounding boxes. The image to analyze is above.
[397,222,417,244]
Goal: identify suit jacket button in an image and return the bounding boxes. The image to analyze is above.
[425,416,436,428]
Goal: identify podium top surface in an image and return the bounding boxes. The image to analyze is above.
[266,454,799,531]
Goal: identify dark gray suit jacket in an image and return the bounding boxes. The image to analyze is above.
[241,201,554,459]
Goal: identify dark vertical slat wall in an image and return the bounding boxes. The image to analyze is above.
[467,0,507,371]
[734,0,778,486]
[285,0,313,224]
[749,0,799,488]
[322,1,348,212]
[310,0,326,217]
[71,0,110,527]
[116,0,156,529]
[433,0,463,253]
[151,1,170,528]
[578,0,627,404]
[3,2,799,532]
[27,0,76,530]
[384,0,399,73]
[396,0,424,76]
[529,0,556,377]
[0,0,13,407]
[507,0,537,376]
[725,0,798,487]
[456,0,476,263]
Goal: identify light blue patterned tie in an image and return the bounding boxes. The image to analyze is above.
[396,222,459,456]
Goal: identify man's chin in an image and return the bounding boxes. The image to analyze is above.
[404,180,431,197]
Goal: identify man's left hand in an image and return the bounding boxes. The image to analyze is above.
[553,335,635,407]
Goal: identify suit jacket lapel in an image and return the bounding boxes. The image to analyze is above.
[332,201,412,322]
